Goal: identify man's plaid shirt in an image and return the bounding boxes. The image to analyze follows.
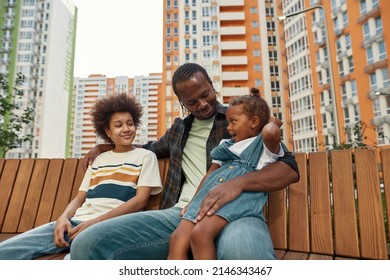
[143,102,298,209]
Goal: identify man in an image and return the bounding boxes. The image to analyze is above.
[71,63,299,259]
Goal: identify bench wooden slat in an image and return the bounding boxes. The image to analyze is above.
[330,150,360,258]
[0,159,21,231]
[308,253,333,260]
[70,159,86,200]
[281,251,309,260]
[288,152,310,252]
[2,159,35,233]
[267,188,287,250]
[17,159,50,232]
[308,152,333,255]
[34,159,64,227]
[354,149,388,259]
[380,147,390,246]
[0,159,5,178]
[51,158,81,221]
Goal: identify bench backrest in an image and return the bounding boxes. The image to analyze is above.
[267,148,390,260]
[0,148,389,259]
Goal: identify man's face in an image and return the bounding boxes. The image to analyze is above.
[175,72,217,120]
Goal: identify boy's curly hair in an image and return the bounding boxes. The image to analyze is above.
[229,87,270,131]
[90,93,143,144]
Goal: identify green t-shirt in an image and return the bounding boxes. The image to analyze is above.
[175,116,215,208]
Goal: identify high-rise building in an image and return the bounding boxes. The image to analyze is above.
[0,0,77,158]
[161,0,287,141]
[277,0,390,152]
[132,73,162,143]
[70,74,107,158]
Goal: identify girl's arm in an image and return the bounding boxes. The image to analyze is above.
[261,121,282,154]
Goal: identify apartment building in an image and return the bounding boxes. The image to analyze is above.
[277,0,390,152]
[132,73,162,143]
[162,0,288,141]
[70,74,107,158]
[0,0,77,158]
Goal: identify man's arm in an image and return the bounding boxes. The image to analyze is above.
[196,154,299,220]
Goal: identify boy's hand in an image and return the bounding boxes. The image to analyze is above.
[54,216,72,247]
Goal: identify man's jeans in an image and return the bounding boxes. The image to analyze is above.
[0,220,80,260]
[71,207,276,260]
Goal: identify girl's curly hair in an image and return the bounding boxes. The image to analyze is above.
[229,87,270,131]
[90,93,143,144]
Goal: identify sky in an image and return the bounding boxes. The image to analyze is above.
[71,0,163,78]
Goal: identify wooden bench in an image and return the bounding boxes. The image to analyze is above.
[0,148,389,260]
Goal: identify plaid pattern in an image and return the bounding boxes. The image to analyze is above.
[143,102,298,209]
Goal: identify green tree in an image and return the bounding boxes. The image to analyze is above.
[332,121,379,150]
[0,73,34,158]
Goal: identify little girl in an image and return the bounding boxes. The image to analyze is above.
[168,88,283,259]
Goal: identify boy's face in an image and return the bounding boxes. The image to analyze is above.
[105,112,136,152]
[176,72,217,120]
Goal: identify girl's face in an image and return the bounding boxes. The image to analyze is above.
[105,112,136,152]
[176,72,217,120]
[226,104,260,143]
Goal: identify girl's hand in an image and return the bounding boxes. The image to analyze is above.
[180,204,189,216]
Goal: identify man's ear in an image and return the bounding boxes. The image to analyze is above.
[251,116,261,129]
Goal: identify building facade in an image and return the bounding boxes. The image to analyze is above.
[161,0,288,141]
[277,0,390,152]
[0,0,77,158]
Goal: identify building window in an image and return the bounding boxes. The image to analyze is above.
[272,96,281,108]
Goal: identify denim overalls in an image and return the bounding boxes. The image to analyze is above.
[183,134,268,223]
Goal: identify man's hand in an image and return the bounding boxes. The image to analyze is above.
[54,217,73,247]
[196,180,243,222]
[82,144,113,171]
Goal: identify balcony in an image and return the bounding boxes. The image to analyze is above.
[222,87,249,96]
[221,56,247,65]
[221,71,248,81]
[220,12,245,21]
[220,26,246,36]
[219,0,244,7]
[220,41,247,50]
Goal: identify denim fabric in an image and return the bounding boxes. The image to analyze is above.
[70,207,275,260]
[0,220,80,260]
[184,134,267,223]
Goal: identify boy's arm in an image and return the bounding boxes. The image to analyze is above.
[68,186,153,241]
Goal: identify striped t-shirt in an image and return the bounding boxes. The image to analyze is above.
[73,148,162,221]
